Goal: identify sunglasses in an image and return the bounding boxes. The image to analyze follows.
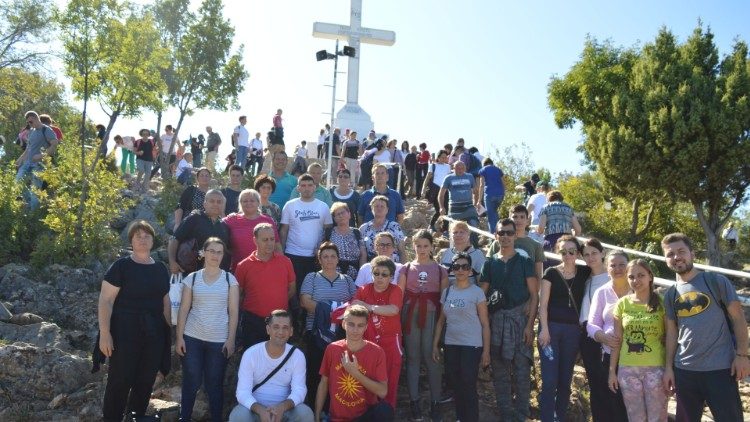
[559,249,578,256]
[451,263,471,271]
[372,271,391,278]
[496,230,515,237]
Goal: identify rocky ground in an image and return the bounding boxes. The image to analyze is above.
[0,191,748,421]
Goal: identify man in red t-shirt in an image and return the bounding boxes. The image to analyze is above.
[235,223,296,348]
[352,256,403,408]
[315,304,394,422]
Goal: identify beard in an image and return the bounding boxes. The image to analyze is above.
[671,260,694,276]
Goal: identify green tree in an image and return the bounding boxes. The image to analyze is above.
[549,25,750,265]
[0,0,56,70]
[157,0,248,177]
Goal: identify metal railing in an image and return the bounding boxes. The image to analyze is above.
[441,216,750,305]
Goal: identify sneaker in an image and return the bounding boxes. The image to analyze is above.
[429,401,442,422]
[437,392,453,404]
[410,400,424,421]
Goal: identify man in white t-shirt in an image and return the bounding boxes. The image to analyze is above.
[233,115,251,169]
[526,181,549,226]
[228,310,312,422]
[280,174,333,311]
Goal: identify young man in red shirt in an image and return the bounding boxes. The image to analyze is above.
[352,256,403,408]
[315,304,393,422]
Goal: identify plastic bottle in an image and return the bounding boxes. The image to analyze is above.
[542,344,554,361]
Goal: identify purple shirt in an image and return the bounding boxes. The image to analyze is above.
[586,282,621,354]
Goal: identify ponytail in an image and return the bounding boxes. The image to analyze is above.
[646,290,662,313]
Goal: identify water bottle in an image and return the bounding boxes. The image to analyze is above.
[542,344,554,361]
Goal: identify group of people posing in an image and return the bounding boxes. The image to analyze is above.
[96,131,748,422]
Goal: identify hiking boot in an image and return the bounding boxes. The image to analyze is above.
[409,400,424,421]
[430,400,442,422]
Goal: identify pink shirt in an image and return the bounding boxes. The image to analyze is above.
[586,282,622,354]
[222,213,279,271]
[273,114,282,128]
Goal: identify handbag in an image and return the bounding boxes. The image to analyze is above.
[176,238,198,273]
[168,273,183,326]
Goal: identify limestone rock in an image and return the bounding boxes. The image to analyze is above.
[0,320,73,351]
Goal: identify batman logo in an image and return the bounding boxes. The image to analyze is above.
[674,291,710,317]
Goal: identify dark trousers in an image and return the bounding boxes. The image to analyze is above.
[102,313,165,421]
[180,335,227,422]
[285,254,320,314]
[444,344,482,422]
[353,401,395,422]
[415,163,428,198]
[240,310,268,350]
[539,322,580,422]
[582,332,627,422]
[430,189,450,232]
[303,331,327,409]
[674,367,742,422]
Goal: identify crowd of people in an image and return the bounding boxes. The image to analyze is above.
[56,114,745,422]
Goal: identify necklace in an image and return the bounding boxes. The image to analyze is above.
[558,265,576,279]
[131,253,154,264]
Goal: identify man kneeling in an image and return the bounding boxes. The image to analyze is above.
[315,304,394,422]
[229,310,313,422]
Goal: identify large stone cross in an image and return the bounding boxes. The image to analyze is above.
[313,0,395,136]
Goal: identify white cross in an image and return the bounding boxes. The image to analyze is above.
[313,0,396,105]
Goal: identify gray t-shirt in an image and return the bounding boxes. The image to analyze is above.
[441,284,486,347]
[441,173,475,213]
[664,272,739,371]
[25,125,57,163]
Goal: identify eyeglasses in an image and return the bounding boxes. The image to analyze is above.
[372,271,392,278]
[496,230,515,237]
[559,249,578,256]
[376,243,394,248]
[451,263,471,271]
[333,211,349,217]
[205,249,224,255]
[337,174,350,179]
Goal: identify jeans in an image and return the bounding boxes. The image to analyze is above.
[538,322,580,422]
[673,367,742,422]
[228,403,314,422]
[236,145,249,169]
[181,334,228,422]
[579,331,611,422]
[193,151,203,168]
[15,161,42,210]
[415,163,428,198]
[249,155,264,177]
[484,195,504,234]
[444,344,482,422]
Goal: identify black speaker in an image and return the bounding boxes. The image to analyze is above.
[342,46,356,57]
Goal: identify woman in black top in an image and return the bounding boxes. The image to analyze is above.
[537,234,591,422]
[98,220,170,422]
[173,168,212,233]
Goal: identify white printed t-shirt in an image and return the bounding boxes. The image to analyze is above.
[280,198,332,256]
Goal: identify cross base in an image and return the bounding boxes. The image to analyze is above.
[335,103,374,140]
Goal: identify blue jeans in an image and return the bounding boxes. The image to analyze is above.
[484,195,504,234]
[181,335,228,422]
[538,322,581,422]
[235,145,249,169]
[193,152,203,168]
[15,161,42,210]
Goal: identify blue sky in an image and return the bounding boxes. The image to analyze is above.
[67,0,750,175]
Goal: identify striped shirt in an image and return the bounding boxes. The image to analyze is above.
[183,269,238,343]
[300,271,356,331]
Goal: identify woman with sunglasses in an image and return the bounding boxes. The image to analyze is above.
[538,235,592,422]
[586,251,630,421]
[176,237,240,422]
[398,229,448,421]
[432,252,491,422]
[351,256,404,410]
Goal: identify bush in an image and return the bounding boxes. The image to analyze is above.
[30,140,133,268]
[0,164,26,262]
